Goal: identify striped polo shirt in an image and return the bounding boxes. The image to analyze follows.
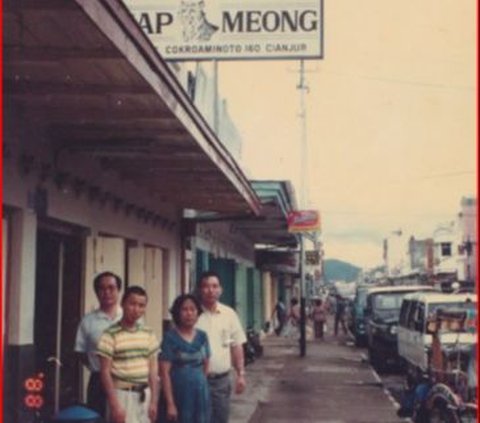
[97,322,159,385]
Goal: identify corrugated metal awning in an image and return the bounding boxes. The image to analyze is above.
[3,0,261,215]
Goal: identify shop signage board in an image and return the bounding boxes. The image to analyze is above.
[305,250,320,265]
[287,210,320,233]
[123,0,324,61]
[256,250,299,273]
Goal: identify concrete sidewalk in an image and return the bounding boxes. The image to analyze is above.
[230,325,408,423]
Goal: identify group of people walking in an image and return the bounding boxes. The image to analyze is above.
[271,293,348,340]
[75,271,246,423]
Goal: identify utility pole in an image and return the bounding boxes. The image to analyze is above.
[213,60,219,134]
[298,60,308,207]
[297,59,308,357]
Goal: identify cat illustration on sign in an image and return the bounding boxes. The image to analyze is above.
[178,0,219,42]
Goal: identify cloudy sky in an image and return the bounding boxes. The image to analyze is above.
[213,0,476,268]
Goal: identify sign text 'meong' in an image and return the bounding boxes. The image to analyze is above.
[138,9,319,35]
[223,10,319,33]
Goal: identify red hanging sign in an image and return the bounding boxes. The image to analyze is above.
[287,210,320,233]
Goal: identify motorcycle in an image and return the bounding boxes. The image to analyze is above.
[244,327,264,365]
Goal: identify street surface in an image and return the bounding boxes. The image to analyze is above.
[230,319,411,423]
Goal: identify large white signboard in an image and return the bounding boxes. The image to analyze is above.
[124,0,323,61]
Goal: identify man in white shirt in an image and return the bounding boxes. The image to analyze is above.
[196,271,247,423]
[74,271,122,418]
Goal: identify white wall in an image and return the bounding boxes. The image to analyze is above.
[262,272,272,323]
[386,233,409,277]
[7,210,37,345]
[3,133,182,347]
[433,222,457,275]
[84,236,127,314]
[127,245,165,339]
[144,247,165,339]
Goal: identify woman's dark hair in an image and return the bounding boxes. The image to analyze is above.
[170,294,202,326]
[291,297,299,305]
[315,299,322,306]
[93,271,122,294]
[121,285,147,304]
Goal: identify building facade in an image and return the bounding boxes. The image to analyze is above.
[2,1,260,421]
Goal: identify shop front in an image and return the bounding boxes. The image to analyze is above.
[2,1,259,421]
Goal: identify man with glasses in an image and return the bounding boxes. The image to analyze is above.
[75,271,123,417]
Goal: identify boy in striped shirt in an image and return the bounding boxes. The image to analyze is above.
[97,286,159,423]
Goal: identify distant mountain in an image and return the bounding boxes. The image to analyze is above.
[323,259,361,283]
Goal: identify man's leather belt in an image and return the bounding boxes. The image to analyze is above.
[208,371,230,380]
[117,384,148,402]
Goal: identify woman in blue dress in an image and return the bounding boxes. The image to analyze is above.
[159,294,211,423]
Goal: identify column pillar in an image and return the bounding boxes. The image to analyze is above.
[5,209,38,423]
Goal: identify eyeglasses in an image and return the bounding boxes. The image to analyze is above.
[98,285,118,293]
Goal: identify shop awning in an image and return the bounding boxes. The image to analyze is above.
[240,180,299,247]
[3,0,260,215]
[188,180,299,248]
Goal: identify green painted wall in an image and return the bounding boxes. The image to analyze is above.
[234,264,248,329]
[246,268,263,331]
[194,249,210,291]
[252,268,263,331]
[209,256,235,308]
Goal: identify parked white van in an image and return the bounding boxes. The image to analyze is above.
[397,291,477,383]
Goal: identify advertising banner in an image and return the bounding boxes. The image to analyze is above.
[124,0,323,61]
[287,210,320,233]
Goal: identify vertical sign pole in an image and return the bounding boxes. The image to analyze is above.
[299,233,306,356]
[213,60,219,134]
[298,59,308,356]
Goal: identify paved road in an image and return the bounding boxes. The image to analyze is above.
[354,343,408,418]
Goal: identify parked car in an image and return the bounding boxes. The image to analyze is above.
[349,284,371,346]
[365,285,435,372]
[397,291,476,385]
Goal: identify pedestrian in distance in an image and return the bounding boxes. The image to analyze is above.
[74,271,123,418]
[283,297,301,338]
[195,271,247,423]
[97,286,159,423]
[159,294,211,423]
[334,294,348,336]
[270,297,287,336]
[310,298,327,339]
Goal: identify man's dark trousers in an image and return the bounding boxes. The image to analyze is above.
[87,372,106,417]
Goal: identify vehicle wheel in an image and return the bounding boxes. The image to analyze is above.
[397,357,407,373]
[405,363,420,389]
[354,334,364,347]
[406,370,416,389]
[368,347,385,373]
[428,402,460,423]
[412,400,428,423]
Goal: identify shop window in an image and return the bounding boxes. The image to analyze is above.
[440,243,451,257]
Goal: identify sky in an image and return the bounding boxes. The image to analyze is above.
[210,0,477,269]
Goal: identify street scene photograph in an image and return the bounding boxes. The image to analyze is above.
[1,1,477,423]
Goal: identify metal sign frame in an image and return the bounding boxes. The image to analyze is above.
[124,0,324,61]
